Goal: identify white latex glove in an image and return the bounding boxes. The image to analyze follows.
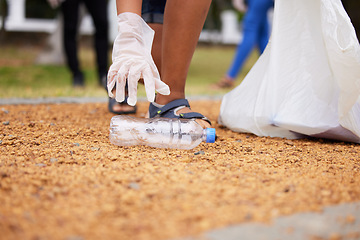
[232,0,247,12]
[107,12,170,106]
[47,0,65,9]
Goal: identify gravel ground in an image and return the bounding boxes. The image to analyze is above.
[0,100,359,240]
[186,202,360,240]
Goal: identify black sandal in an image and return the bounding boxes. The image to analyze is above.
[148,99,211,125]
[108,97,137,115]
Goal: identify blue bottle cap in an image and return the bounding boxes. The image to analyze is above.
[206,128,216,143]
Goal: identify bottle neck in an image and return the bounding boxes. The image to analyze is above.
[202,129,207,142]
[202,128,216,143]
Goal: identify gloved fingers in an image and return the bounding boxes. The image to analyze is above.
[108,61,124,98]
[147,58,170,96]
[127,70,141,106]
[155,78,171,96]
[113,60,132,102]
[107,70,117,98]
[142,67,156,103]
[115,72,126,103]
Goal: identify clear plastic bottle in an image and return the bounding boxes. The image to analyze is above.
[109,115,216,150]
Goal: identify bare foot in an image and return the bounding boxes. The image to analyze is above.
[108,98,136,114]
[211,76,235,89]
[111,103,136,113]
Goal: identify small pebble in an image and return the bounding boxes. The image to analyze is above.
[73,143,80,147]
[35,163,46,167]
[66,236,84,240]
[2,121,9,125]
[128,182,140,190]
[284,140,294,146]
[194,151,205,155]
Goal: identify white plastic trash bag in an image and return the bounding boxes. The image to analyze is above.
[219,0,360,143]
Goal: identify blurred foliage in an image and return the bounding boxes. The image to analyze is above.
[205,0,233,30]
[0,43,259,98]
[0,0,242,31]
[0,0,6,40]
[26,0,58,19]
[342,0,360,41]
[0,0,6,14]
[0,0,57,19]
[204,0,245,31]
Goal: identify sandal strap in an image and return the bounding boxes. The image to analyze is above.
[179,112,212,125]
[157,99,190,116]
[149,99,190,118]
[148,99,211,125]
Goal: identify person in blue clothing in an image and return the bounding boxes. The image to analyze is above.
[213,0,274,89]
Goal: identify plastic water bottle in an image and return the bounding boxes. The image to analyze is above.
[109,115,216,150]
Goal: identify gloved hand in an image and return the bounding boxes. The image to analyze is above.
[107,12,170,106]
[232,0,247,12]
[47,0,65,9]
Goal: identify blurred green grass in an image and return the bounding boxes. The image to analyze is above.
[0,43,258,99]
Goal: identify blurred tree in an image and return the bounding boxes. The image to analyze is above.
[342,0,360,42]
[205,0,233,30]
[26,0,58,19]
[0,0,6,41]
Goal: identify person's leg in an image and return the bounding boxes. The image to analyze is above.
[87,0,132,114]
[83,0,109,87]
[152,0,211,128]
[116,0,142,15]
[149,23,163,72]
[257,0,273,53]
[156,0,211,103]
[214,0,271,89]
[61,0,84,86]
[143,0,211,127]
[226,0,265,80]
[257,17,270,53]
[142,0,166,73]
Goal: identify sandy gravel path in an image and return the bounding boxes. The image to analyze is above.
[0,100,359,240]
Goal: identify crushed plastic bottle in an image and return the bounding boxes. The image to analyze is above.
[109,115,216,150]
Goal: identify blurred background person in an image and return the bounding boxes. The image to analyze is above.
[48,0,135,114]
[213,0,273,89]
[48,0,109,87]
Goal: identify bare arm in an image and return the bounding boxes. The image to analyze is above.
[116,0,142,15]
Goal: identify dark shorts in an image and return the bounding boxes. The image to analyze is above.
[142,0,167,24]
